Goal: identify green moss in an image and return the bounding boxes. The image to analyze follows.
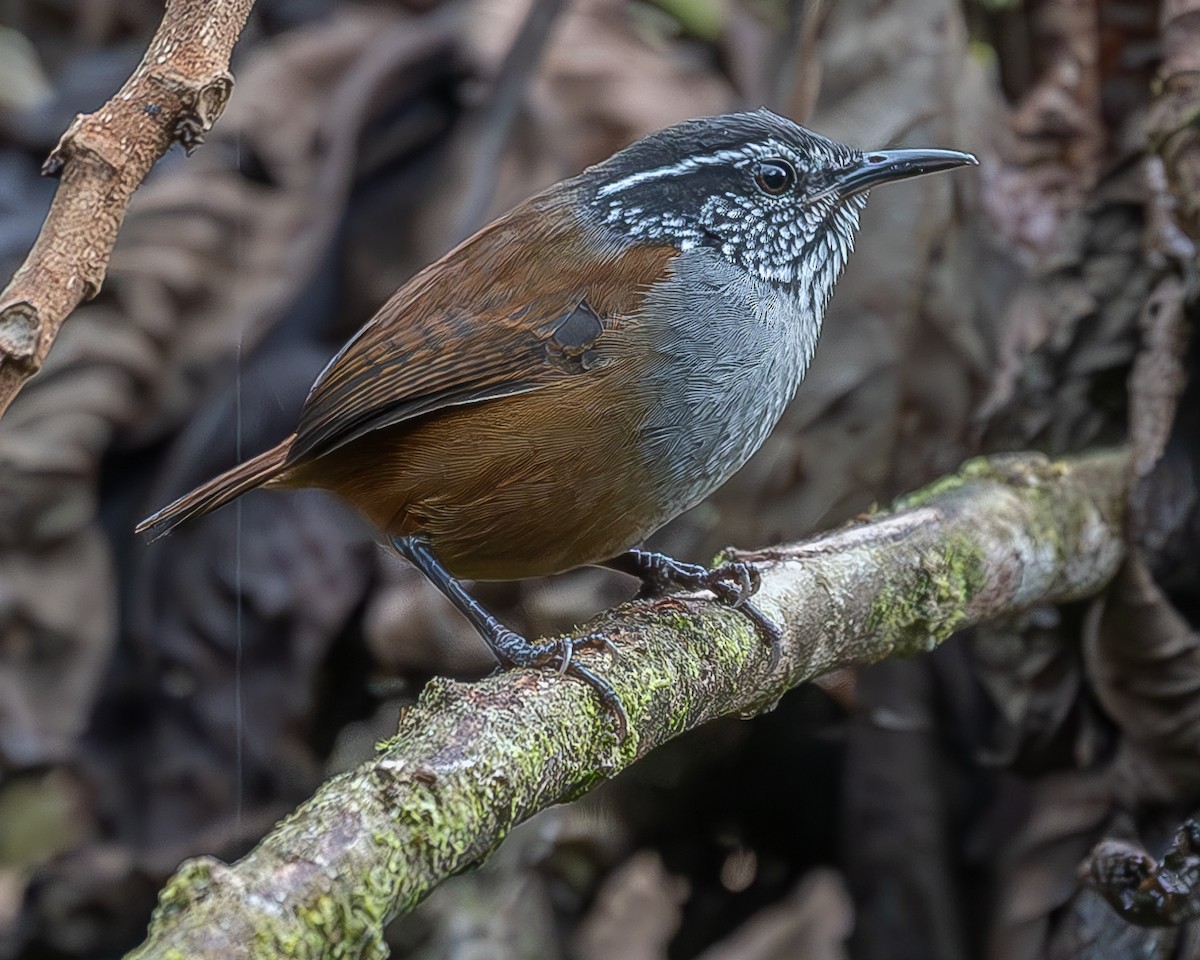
[893,453,1061,512]
[151,857,217,920]
[892,459,978,511]
[865,533,987,658]
[657,603,757,730]
[364,671,630,915]
[880,453,1094,655]
[275,891,387,960]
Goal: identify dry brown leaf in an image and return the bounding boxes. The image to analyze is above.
[1084,560,1200,805]
[984,0,1104,263]
[987,772,1117,960]
[572,851,689,960]
[1128,276,1188,479]
[696,868,852,960]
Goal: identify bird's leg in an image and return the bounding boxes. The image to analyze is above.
[392,536,626,739]
[604,548,782,667]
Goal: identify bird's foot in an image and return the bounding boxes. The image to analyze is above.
[390,535,627,739]
[610,549,782,669]
[488,628,627,741]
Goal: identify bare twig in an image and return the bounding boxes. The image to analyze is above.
[454,0,567,239]
[0,0,256,418]
[124,449,1128,959]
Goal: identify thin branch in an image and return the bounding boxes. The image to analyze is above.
[453,0,567,240]
[0,0,256,418]
[125,449,1129,959]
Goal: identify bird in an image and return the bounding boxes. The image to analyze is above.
[138,109,977,738]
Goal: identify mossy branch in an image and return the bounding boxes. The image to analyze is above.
[125,448,1130,959]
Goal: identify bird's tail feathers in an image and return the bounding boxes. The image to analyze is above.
[136,434,296,541]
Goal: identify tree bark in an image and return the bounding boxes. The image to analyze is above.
[125,448,1129,960]
[0,0,256,418]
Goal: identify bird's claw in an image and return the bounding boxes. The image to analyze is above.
[701,560,761,607]
[491,630,627,740]
[615,551,781,667]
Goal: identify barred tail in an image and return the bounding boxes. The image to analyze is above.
[135,434,296,541]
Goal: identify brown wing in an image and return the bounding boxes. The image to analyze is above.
[289,199,675,464]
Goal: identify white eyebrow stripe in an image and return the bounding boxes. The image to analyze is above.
[596,146,759,197]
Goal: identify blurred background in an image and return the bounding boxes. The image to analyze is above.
[0,0,1197,957]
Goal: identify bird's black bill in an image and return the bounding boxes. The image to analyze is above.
[836,148,978,197]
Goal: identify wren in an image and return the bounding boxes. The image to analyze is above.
[139,110,977,738]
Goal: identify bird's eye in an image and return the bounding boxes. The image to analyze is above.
[752,159,796,196]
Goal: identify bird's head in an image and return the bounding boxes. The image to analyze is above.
[581,109,976,298]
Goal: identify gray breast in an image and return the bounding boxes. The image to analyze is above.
[633,247,822,527]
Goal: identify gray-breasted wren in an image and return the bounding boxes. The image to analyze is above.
[138,109,977,737]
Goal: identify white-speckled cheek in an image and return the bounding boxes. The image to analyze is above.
[589,130,863,287]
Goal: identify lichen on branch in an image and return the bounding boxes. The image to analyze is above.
[122,448,1130,960]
